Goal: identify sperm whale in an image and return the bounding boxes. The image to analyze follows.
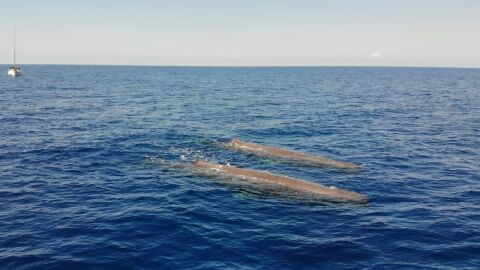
[193,160,368,204]
[227,139,360,170]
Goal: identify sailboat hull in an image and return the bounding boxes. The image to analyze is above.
[8,68,21,76]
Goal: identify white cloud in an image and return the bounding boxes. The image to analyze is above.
[370,51,382,59]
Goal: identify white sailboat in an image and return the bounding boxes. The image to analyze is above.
[7,25,21,77]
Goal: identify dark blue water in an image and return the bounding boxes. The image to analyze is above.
[1,65,479,269]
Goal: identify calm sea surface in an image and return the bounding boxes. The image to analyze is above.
[1,66,479,269]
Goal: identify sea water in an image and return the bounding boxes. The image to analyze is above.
[1,66,479,269]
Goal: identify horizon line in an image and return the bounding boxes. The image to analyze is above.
[1,63,479,69]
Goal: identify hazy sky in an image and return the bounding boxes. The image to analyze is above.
[1,0,479,67]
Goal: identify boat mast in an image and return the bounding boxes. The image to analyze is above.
[13,25,16,66]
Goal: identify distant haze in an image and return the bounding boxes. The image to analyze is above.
[1,0,479,67]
